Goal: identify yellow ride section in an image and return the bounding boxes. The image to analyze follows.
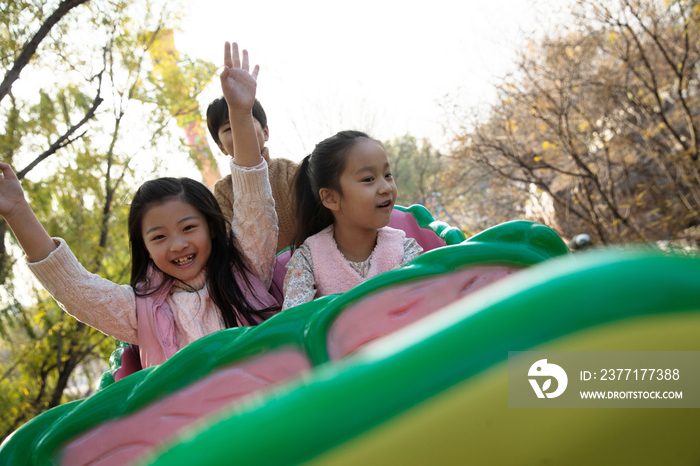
[307,311,700,466]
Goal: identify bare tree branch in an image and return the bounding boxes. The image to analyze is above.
[0,0,91,104]
[15,89,103,180]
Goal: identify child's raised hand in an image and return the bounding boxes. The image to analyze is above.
[0,162,56,262]
[0,162,28,220]
[220,42,259,114]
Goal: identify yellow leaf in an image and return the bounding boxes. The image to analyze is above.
[534,156,541,161]
[612,219,621,226]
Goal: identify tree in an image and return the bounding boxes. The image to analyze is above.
[0,0,90,103]
[0,0,101,283]
[142,29,220,187]
[451,0,700,244]
[384,133,525,236]
[438,150,530,236]
[0,0,217,440]
[384,134,441,207]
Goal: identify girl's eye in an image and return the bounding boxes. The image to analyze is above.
[385,172,393,179]
[152,235,165,241]
[183,225,196,231]
[362,177,374,182]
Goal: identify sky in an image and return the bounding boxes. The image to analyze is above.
[174,0,561,167]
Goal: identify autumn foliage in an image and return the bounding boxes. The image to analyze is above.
[452,0,700,245]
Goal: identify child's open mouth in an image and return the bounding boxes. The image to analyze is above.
[377,200,392,209]
[173,254,195,266]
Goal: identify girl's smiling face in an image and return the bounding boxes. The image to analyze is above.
[141,198,212,283]
[328,139,397,233]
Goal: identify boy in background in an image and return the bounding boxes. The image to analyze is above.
[207,97,299,253]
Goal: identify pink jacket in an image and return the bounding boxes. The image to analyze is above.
[28,160,279,370]
[306,225,406,297]
[134,268,278,368]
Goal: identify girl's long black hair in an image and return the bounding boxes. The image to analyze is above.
[128,177,276,327]
[291,130,371,248]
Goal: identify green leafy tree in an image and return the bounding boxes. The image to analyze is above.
[0,0,99,282]
[0,0,90,102]
[384,134,442,207]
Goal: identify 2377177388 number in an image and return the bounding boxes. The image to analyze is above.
[593,369,680,381]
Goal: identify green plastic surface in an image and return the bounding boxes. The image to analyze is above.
[138,250,700,466]
[0,219,576,465]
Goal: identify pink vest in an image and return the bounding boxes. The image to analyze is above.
[134,268,277,368]
[306,225,406,297]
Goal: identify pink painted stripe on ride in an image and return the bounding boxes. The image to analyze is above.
[327,267,518,359]
[60,348,311,466]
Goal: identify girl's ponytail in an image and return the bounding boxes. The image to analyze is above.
[290,130,371,248]
[290,154,334,248]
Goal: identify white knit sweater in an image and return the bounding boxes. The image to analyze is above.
[27,160,278,349]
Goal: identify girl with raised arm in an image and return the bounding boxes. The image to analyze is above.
[0,42,278,368]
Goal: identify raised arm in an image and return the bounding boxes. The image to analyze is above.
[0,162,57,262]
[221,43,277,287]
[220,42,262,168]
[1,162,138,342]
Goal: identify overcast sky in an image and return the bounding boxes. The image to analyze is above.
[175,0,562,166]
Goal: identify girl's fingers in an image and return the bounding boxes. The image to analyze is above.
[223,41,232,68]
[0,162,18,181]
[222,41,258,79]
[242,49,249,72]
[232,42,241,69]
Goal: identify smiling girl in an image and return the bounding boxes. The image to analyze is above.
[0,42,277,367]
[282,131,423,310]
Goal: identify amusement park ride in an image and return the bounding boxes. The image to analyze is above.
[1,205,699,466]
